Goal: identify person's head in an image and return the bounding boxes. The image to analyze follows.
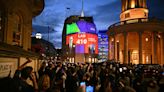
[57,62,62,68]
[21,66,33,80]
[48,61,53,68]
[41,62,46,68]
[148,79,157,87]
[79,64,83,69]
[38,74,50,91]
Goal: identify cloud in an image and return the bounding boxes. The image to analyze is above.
[32,0,164,48]
[33,9,64,28]
[84,1,121,30]
[32,0,121,48]
[49,31,62,48]
[32,25,56,33]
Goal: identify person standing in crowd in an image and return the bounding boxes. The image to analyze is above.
[77,64,85,83]
[38,74,51,92]
[147,79,160,92]
[65,67,79,92]
[1,58,163,92]
[13,58,38,92]
[38,61,47,78]
[51,62,66,92]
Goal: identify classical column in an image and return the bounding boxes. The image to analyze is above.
[108,37,111,60]
[109,36,114,60]
[152,32,157,64]
[123,32,128,64]
[161,33,164,65]
[116,41,120,61]
[113,36,116,61]
[138,32,142,64]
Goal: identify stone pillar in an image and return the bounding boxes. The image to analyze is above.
[110,36,115,60]
[113,36,116,61]
[108,37,110,60]
[123,32,128,64]
[138,32,142,64]
[152,32,157,64]
[161,33,164,65]
[109,36,114,60]
[116,41,120,61]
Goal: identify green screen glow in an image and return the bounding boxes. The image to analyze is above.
[66,23,80,35]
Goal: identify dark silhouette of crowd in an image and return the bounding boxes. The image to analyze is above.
[0,58,164,92]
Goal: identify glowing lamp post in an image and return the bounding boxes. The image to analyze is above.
[145,37,148,42]
[36,32,42,39]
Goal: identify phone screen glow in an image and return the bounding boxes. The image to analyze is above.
[86,86,93,92]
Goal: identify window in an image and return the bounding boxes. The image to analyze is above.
[12,14,22,46]
[128,0,131,9]
[135,0,140,8]
[125,13,130,18]
[131,0,135,8]
[0,10,4,42]
[144,12,147,17]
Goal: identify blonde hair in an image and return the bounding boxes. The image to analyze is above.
[38,74,50,90]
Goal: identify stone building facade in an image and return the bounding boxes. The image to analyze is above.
[107,0,164,65]
[0,0,44,77]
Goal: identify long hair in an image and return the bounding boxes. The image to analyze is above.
[38,74,50,91]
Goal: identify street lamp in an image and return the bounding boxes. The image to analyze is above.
[145,37,148,42]
[36,32,42,39]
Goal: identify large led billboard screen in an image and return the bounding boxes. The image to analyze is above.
[66,20,97,35]
[66,33,98,54]
[98,31,109,62]
[66,23,80,34]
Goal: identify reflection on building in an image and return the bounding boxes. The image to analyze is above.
[107,0,164,65]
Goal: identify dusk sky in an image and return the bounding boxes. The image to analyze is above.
[32,0,164,48]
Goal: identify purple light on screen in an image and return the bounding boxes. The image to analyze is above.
[87,22,96,33]
[75,44,85,53]
[76,20,96,33]
[77,20,87,32]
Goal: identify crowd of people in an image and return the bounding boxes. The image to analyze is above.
[0,58,164,92]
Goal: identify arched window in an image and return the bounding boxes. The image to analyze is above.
[135,0,140,8]
[125,0,129,11]
[143,0,147,8]
[131,0,135,8]
[128,0,131,9]
[0,9,6,42]
[139,0,143,8]
[12,14,22,46]
[0,10,3,42]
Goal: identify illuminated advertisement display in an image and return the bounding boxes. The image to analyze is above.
[66,33,98,54]
[66,20,96,35]
[98,31,108,61]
